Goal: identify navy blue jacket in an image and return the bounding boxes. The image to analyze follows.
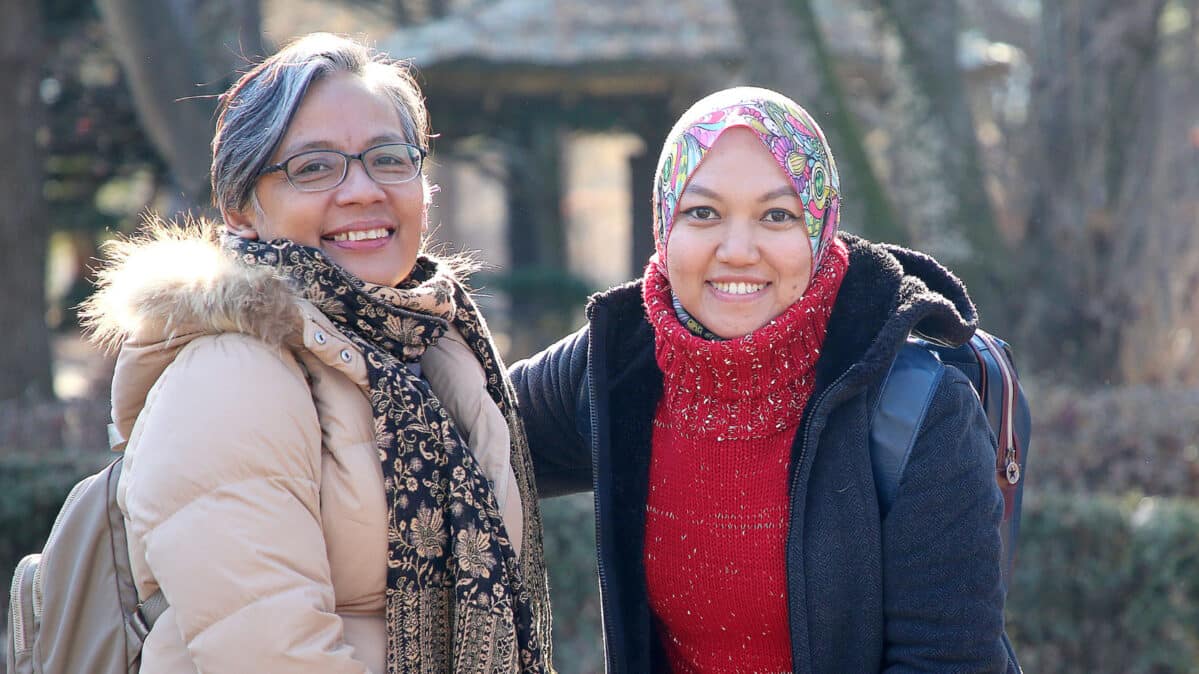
[511,234,1018,673]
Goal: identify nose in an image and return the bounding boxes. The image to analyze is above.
[715,219,761,266]
[333,158,387,206]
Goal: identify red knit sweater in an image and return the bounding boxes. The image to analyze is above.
[641,239,848,674]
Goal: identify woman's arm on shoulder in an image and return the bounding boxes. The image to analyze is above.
[509,324,592,496]
[122,333,371,674]
[881,368,1012,673]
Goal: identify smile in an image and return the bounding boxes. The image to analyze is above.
[325,227,392,242]
[710,281,768,295]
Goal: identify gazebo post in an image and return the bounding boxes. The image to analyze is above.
[502,107,570,357]
[628,142,657,275]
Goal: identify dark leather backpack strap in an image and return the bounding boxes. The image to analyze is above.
[869,342,945,516]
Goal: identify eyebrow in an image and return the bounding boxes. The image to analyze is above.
[758,185,798,202]
[278,133,409,158]
[682,183,797,202]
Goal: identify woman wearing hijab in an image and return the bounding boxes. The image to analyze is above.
[512,87,1018,672]
[83,34,552,673]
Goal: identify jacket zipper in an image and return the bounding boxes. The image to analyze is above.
[786,367,855,673]
[588,305,618,672]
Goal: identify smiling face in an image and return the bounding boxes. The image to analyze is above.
[665,127,814,339]
[224,71,426,287]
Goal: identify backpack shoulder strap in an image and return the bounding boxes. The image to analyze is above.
[870,341,944,516]
[126,590,167,644]
[104,440,171,648]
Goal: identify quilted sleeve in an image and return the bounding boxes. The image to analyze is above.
[509,324,593,497]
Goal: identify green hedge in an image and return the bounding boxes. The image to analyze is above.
[1007,492,1199,673]
[539,493,604,674]
[3,457,1196,674]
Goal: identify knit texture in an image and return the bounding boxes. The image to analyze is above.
[641,239,848,673]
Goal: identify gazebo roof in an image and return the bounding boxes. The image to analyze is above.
[380,0,741,96]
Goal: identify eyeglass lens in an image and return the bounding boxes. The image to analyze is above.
[286,144,421,191]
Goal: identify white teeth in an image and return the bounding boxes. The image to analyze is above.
[712,281,767,295]
[328,227,390,242]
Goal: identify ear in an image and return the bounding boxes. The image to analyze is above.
[222,205,259,240]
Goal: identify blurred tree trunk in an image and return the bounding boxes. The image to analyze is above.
[876,0,1005,319]
[730,0,906,245]
[0,0,54,401]
[96,0,264,212]
[1021,0,1169,383]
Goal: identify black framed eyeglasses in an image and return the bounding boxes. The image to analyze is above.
[260,142,427,192]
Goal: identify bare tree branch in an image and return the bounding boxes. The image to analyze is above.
[1020,0,1171,383]
[876,0,1005,316]
[729,0,907,244]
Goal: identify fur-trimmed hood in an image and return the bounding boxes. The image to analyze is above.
[82,219,304,353]
[82,220,336,449]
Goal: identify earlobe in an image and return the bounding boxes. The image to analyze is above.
[222,206,259,240]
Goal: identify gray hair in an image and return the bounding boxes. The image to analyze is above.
[211,33,429,212]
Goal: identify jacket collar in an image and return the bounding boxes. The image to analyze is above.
[814,233,977,389]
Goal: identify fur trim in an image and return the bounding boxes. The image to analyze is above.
[80,217,301,352]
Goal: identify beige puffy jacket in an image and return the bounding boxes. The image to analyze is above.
[87,228,529,674]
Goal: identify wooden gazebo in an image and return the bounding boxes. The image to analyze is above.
[381,0,742,279]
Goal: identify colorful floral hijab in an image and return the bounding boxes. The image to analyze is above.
[652,86,841,281]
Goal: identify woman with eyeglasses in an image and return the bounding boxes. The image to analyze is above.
[82,33,553,673]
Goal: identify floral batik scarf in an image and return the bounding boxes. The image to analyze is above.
[228,237,552,674]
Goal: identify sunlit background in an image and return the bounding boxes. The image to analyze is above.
[2,1,1198,672]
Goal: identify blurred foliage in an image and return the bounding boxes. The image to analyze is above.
[42,0,94,25]
[40,3,162,234]
[1031,384,1199,499]
[0,399,110,456]
[33,1,163,332]
[476,266,594,359]
[540,494,604,674]
[1007,492,1199,673]
[478,267,594,314]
